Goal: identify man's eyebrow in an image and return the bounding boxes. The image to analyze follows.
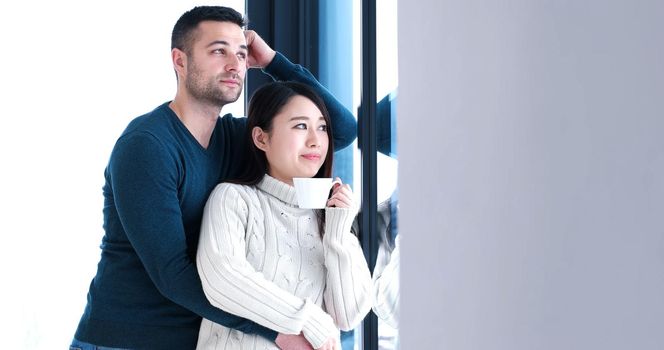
[206,40,248,50]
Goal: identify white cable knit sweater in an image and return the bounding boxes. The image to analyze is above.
[196,175,373,350]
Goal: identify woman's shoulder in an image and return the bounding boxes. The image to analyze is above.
[211,182,256,195]
[207,182,261,205]
[204,183,263,218]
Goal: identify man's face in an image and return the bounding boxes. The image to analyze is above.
[184,21,247,107]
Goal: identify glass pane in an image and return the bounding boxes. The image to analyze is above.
[319,1,362,348]
[376,0,400,349]
[320,1,399,349]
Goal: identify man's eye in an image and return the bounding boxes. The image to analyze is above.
[238,53,247,60]
[213,48,225,54]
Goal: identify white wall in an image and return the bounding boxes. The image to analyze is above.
[398,1,664,349]
[0,1,244,348]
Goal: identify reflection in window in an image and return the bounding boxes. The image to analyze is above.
[320,0,399,349]
[375,0,399,349]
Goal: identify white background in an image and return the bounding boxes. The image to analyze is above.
[0,1,244,348]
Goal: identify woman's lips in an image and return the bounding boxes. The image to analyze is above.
[301,154,321,161]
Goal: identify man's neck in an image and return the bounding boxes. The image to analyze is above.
[169,94,225,149]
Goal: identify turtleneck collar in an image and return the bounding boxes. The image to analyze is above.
[256,175,299,206]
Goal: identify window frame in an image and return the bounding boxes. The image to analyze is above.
[245,1,382,349]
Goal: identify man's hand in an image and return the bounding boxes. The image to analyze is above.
[245,30,276,69]
[275,333,314,350]
[275,333,340,350]
[315,337,341,350]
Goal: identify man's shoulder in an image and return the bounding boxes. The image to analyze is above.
[212,114,249,147]
[124,103,174,133]
[112,103,183,149]
[216,113,248,129]
[109,103,179,158]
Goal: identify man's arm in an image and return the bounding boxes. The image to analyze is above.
[109,132,278,341]
[245,30,357,151]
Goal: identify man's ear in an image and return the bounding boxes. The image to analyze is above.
[172,48,187,78]
[252,127,268,151]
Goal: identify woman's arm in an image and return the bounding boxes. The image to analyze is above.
[321,207,374,331]
[372,235,401,328]
[197,184,339,349]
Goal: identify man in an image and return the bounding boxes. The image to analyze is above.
[71,6,356,350]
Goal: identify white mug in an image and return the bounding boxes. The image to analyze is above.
[292,177,341,209]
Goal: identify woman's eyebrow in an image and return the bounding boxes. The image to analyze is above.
[288,116,325,121]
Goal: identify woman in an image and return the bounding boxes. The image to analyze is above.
[196,82,373,350]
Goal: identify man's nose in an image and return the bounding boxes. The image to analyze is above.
[226,54,240,72]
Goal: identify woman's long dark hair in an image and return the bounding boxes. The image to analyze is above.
[230,81,335,236]
[232,81,334,186]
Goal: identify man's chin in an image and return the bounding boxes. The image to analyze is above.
[211,94,242,107]
[222,91,243,104]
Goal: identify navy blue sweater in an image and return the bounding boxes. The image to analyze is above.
[74,52,357,349]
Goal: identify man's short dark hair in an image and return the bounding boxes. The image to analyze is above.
[171,6,246,54]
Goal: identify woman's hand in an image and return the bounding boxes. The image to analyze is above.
[326,178,355,209]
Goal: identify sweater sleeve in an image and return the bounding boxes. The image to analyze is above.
[321,207,374,331]
[197,184,339,349]
[372,235,401,328]
[262,52,357,151]
[109,132,276,340]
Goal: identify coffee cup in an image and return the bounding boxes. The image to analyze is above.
[292,177,341,209]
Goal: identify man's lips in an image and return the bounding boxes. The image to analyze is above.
[220,79,240,86]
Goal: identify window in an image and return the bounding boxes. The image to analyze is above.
[246,1,400,349]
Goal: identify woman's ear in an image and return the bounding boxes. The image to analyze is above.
[252,127,269,151]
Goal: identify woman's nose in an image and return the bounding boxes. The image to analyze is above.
[307,130,321,148]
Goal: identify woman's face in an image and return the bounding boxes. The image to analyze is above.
[255,95,329,185]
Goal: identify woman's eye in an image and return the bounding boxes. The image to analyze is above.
[318,124,328,131]
[294,123,307,130]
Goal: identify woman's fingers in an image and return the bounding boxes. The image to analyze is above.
[327,183,354,208]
